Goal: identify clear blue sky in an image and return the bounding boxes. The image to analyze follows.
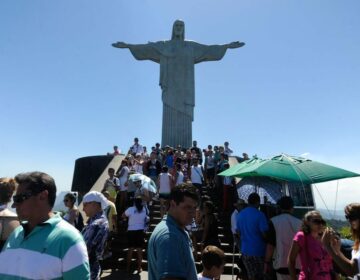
[1,1,359,213]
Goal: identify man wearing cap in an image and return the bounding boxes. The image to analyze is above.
[264,196,301,280]
[0,171,90,279]
[82,191,109,280]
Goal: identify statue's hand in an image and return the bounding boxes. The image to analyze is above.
[228,41,245,49]
[112,42,128,48]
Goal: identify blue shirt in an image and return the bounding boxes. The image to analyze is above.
[148,214,197,280]
[165,155,174,169]
[236,206,268,257]
[82,211,109,280]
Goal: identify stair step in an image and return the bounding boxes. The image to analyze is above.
[103,257,241,276]
[105,184,242,275]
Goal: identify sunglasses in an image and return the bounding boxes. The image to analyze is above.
[63,199,69,202]
[311,218,326,225]
[345,214,360,221]
[13,192,36,204]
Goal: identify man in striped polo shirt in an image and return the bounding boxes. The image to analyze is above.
[0,171,90,279]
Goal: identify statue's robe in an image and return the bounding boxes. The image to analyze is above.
[128,40,228,148]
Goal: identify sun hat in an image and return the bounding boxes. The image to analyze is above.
[83,191,108,210]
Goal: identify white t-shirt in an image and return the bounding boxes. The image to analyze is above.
[159,172,172,194]
[131,144,144,155]
[352,250,360,280]
[104,177,120,188]
[224,147,233,156]
[125,206,147,231]
[197,274,212,280]
[133,163,143,174]
[176,171,184,186]
[119,166,129,191]
[191,166,203,184]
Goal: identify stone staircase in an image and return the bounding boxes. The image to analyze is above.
[100,185,241,276]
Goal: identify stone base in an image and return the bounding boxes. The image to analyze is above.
[162,104,192,148]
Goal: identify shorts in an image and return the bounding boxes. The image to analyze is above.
[206,168,215,179]
[127,230,145,248]
[241,255,264,279]
[159,193,170,199]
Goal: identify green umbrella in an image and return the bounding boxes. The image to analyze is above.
[219,154,360,184]
[218,158,259,177]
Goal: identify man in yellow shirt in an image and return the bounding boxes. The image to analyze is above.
[101,191,118,260]
[102,168,119,203]
[102,191,117,233]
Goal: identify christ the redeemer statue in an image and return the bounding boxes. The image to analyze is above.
[112,19,245,148]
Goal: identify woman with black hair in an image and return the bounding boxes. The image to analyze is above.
[63,192,83,231]
[117,159,130,213]
[201,200,220,249]
[122,196,149,274]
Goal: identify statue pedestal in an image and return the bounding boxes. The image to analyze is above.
[162,105,192,148]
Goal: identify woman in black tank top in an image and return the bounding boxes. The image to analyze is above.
[201,201,221,248]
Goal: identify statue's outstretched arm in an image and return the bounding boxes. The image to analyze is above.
[226,41,245,49]
[112,41,161,63]
[112,42,130,49]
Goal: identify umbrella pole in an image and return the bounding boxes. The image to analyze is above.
[232,236,236,280]
[333,180,339,218]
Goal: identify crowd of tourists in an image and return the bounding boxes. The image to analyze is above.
[104,137,243,276]
[1,138,360,280]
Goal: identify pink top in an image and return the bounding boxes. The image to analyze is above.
[294,231,333,280]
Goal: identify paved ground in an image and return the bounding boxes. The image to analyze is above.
[101,269,236,279]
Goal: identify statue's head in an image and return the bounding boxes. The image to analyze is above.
[171,19,185,40]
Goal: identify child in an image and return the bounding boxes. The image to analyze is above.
[198,245,225,280]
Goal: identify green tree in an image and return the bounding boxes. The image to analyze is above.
[339,226,352,239]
